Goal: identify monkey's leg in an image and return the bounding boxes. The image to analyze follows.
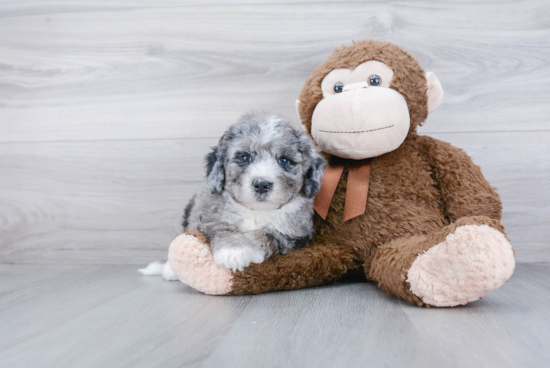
[367,216,515,307]
[168,230,361,295]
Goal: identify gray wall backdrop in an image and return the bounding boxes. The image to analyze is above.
[0,0,548,264]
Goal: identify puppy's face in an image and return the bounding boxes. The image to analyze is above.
[225,131,305,210]
[204,112,326,211]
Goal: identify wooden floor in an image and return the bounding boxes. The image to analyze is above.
[0,263,548,368]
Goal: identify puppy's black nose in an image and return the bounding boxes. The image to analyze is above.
[253,179,272,194]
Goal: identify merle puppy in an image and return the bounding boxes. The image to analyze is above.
[140,111,326,277]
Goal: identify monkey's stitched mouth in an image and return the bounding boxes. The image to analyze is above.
[319,125,394,134]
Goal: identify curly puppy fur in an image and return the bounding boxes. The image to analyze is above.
[183,111,326,272]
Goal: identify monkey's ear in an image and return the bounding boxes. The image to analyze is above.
[204,146,225,194]
[426,72,444,113]
[295,100,306,131]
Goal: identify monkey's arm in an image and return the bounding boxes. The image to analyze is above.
[417,135,502,222]
[230,241,361,295]
[168,230,361,295]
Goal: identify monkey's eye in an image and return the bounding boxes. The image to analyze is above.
[278,157,290,166]
[334,82,344,93]
[368,75,381,87]
[241,154,252,164]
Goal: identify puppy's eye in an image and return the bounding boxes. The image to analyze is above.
[241,154,252,164]
[278,157,290,166]
[368,75,381,86]
[334,82,344,93]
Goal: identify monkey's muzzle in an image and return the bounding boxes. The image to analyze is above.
[311,87,410,160]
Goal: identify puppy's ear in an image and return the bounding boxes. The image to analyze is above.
[204,146,225,194]
[300,137,327,199]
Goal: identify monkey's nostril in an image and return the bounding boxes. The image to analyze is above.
[253,179,272,195]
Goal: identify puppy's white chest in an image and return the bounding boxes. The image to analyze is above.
[234,198,304,234]
[238,210,276,232]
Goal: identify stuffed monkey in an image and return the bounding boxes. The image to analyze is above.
[169,40,514,307]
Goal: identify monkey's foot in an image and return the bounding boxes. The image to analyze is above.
[407,225,515,307]
[168,233,233,295]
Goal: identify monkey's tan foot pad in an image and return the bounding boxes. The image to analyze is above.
[407,225,515,307]
[168,234,233,295]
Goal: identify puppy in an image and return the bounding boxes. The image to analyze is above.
[139,111,326,279]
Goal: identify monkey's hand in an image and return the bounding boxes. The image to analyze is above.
[168,230,361,296]
[168,231,234,295]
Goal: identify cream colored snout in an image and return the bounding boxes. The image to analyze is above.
[311,85,411,160]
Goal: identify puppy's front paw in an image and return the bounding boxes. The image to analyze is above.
[213,246,266,272]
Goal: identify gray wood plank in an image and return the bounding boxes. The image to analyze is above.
[0,0,549,144]
[203,284,445,368]
[0,138,214,264]
[1,131,548,264]
[0,264,252,367]
[0,263,548,368]
[0,0,549,264]
[0,264,91,302]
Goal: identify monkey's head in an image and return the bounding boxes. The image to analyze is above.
[297,40,444,160]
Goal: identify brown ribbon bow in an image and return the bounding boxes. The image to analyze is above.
[314,158,372,222]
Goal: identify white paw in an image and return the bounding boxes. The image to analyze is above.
[161,261,179,281]
[213,246,265,272]
[138,261,179,281]
[138,261,164,276]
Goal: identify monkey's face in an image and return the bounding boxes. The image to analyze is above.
[311,60,410,160]
[297,41,444,160]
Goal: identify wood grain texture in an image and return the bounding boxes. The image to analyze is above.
[0,0,549,142]
[1,132,547,263]
[0,263,549,368]
[0,0,549,263]
[0,138,213,263]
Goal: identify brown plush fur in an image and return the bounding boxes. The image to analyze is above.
[229,134,505,305]
[229,245,361,295]
[368,215,507,307]
[221,40,509,307]
[168,40,510,306]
